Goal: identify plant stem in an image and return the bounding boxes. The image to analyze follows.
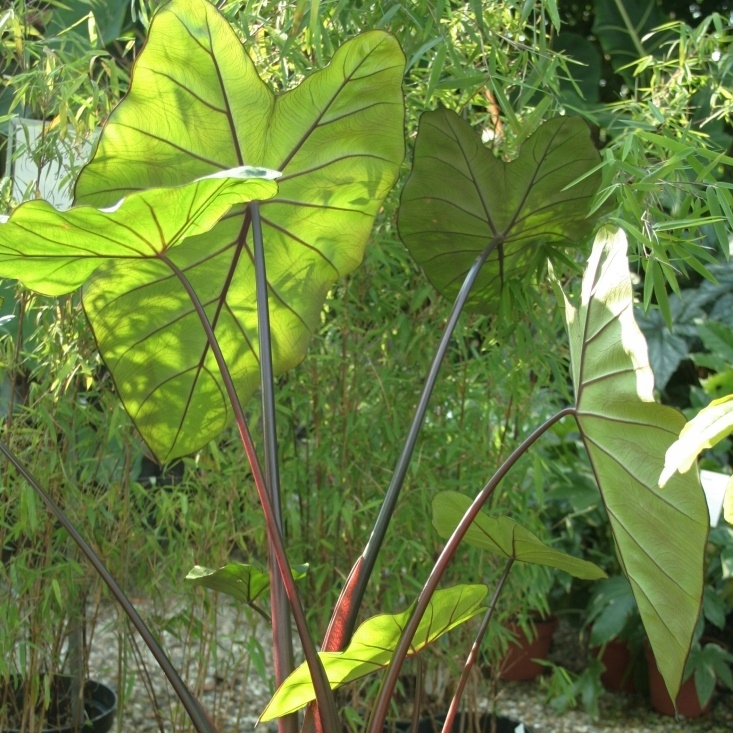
[367,406,575,733]
[251,200,298,733]
[441,560,514,733]
[324,237,502,650]
[160,249,341,733]
[0,439,219,733]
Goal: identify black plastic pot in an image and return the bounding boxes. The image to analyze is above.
[1,676,116,733]
[385,712,533,733]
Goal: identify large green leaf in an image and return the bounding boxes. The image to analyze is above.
[556,227,708,704]
[0,169,277,296]
[432,491,606,580]
[397,110,601,312]
[259,584,487,722]
[74,0,405,461]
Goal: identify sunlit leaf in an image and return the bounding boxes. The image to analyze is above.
[74,0,405,460]
[660,395,733,487]
[432,491,606,580]
[397,110,602,312]
[555,227,708,704]
[259,584,487,721]
[186,562,307,605]
[0,169,277,296]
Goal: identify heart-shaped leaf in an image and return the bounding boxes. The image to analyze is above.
[74,0,405,461]
[185,562,307,606]
[259,584,487,722]
[432,491,606,580]
[0,169,277,295]
[556,227,709,704]
[397,109,602,312]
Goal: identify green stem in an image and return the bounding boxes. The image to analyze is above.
[367,406,575,733]
[160,250,341,733]
[0,440,219,733]
[251,200,298,733]
[326,237,502,649]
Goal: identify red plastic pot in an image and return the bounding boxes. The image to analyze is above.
[498,616,558,681]
[594,638,637,693]
[645,644,711,717]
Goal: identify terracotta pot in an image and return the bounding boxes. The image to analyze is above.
[645,645,711,717]
[595,638,636,693]
[498,616,558,681]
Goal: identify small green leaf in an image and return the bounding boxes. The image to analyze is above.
[432,491,606,580]
[659,395,733,487]
[259,584,487,721]
[185,562,307,605]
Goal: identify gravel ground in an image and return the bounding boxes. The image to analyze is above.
[85,603,733,733]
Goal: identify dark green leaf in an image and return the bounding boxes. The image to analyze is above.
[592,0,671,81]
[398,110,602,313]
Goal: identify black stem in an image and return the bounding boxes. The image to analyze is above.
[251,200,298,733]
[159,250,341,733]
[335,238,502,644]
[441,560,514,733]
[367,406,575,733]
[0,439,219,733]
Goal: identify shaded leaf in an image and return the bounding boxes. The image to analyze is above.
[75,0,405,461]
[553,32,602,105]
[555,227,708,703]
[432,491,606,580]
[0,169,278,296]
[186,562,307,605]
[592,0,670,81]
[586,576,639,646]
[397,110,602,312]
[259,584,487,721]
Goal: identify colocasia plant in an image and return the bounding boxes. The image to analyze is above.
[0,1,710,732]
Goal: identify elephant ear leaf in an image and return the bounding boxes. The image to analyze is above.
[74,0,405,461]
[185,562,307,606]
[0,170,277,296]
[259,584,486,722]
[432,491,606,580]
[555,227,708,706]
[397,109,602,312]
